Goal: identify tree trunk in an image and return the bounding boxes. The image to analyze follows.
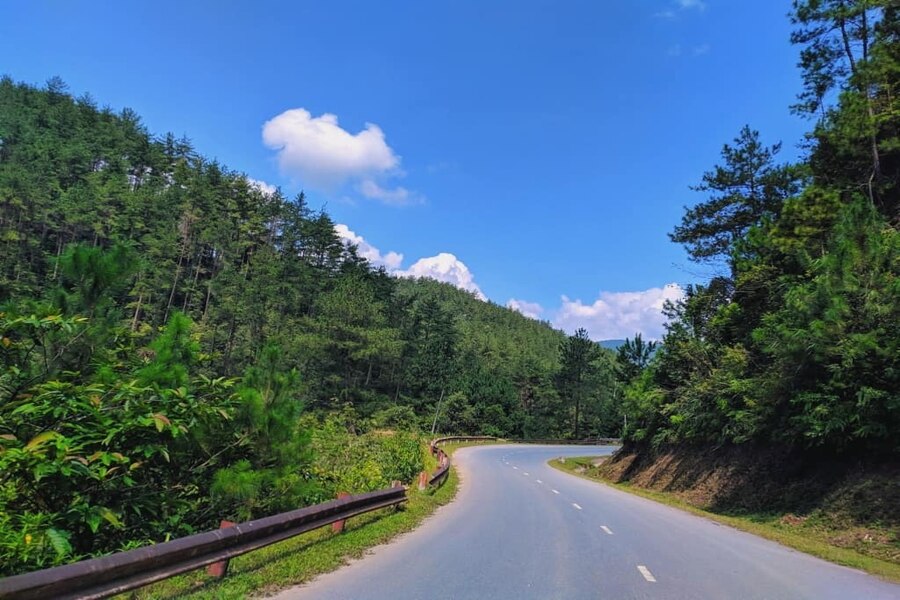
[131,290,143,331]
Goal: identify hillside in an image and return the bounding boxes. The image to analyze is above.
[0,77,625,575]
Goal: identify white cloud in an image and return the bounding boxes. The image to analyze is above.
[247,177,277,196]
[334,223,404,270]
[332,222,485,300]
[397,253,486,300]
[692,43,710,56]
[552,283,684,341]
[653,9,676,19]
[262,109,415,204]
[507,299,544,320]
[358,179,421,206]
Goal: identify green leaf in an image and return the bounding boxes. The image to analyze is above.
[100,507,123,528]
[45,528,72,558]
[24,431,61,452]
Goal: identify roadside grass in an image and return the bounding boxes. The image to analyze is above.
[125,446,462,600]
[549,457,900,583]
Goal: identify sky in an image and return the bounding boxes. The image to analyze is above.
[1,1,809,340]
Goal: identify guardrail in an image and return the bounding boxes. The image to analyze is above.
[513,437,622,445]
[0,486,407,600]
[0,434,619,599]
[426,436,499,487]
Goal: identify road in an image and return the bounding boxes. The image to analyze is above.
[275,444,900,600]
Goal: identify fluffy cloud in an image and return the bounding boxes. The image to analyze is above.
[397,253,486,300]
[506,299,544,320]
[553,283,684,341]
[333,222,485,298]
[334,223,404,270]
[247,177,277,196]
[262,108,405,197]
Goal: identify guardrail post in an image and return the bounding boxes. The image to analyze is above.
[418,470,428,491]
[206,520,236,579]
[332,492,351,533]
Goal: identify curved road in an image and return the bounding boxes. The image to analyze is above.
[276,444,900,599]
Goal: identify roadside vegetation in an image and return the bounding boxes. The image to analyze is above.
[129,444,460,600]
[550,456,900,583]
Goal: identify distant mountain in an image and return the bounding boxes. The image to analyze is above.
[599,339,626,351]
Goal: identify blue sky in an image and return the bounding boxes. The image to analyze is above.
[1,1,808,339]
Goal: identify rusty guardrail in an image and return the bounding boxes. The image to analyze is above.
[0,486,406,600]
[426,436,500,487]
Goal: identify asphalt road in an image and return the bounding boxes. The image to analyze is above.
[275,444,900,600]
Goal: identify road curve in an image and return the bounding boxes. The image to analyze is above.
[273,444,900,600]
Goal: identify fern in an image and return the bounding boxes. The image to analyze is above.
[45,528,72,559]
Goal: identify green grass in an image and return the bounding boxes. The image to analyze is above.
[548,457,900,583]
[126,449,462,599]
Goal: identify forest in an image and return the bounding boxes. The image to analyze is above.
[619,1,899,456]
[0,75,626,573]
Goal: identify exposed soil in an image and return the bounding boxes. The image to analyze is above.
[598,443,900,564]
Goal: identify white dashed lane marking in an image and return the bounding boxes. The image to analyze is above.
[523,472,529,476]
[535,479,543,484]
[637,566,657,583]
[600,526,613,535]
[551,489,560,494]
[572,503,582,510]
[512,466,518,470]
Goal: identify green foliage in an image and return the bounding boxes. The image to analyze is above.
[308,415,425,496]
[212,345,316,520]
[0,307,238,574]
[621,1,900,456]
[670,126,800,270]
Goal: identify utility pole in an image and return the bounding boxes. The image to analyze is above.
[430,388,445,435]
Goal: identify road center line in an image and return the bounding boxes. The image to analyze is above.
[535,479,543,484]
[523,472,529,476]
[600,525,613,535]
[637,565,657,583]
[551,489,560,494]
[512,466,518,470]
[572,503,582,510]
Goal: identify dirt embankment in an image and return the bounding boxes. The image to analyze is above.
[599,443,899,564]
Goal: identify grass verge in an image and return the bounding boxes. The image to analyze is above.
[549,456,900,583]
[126,446,464,599]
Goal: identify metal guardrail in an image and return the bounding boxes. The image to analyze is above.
[427,436,499,487]
[512,438,622,445]
[0,487,406,600]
